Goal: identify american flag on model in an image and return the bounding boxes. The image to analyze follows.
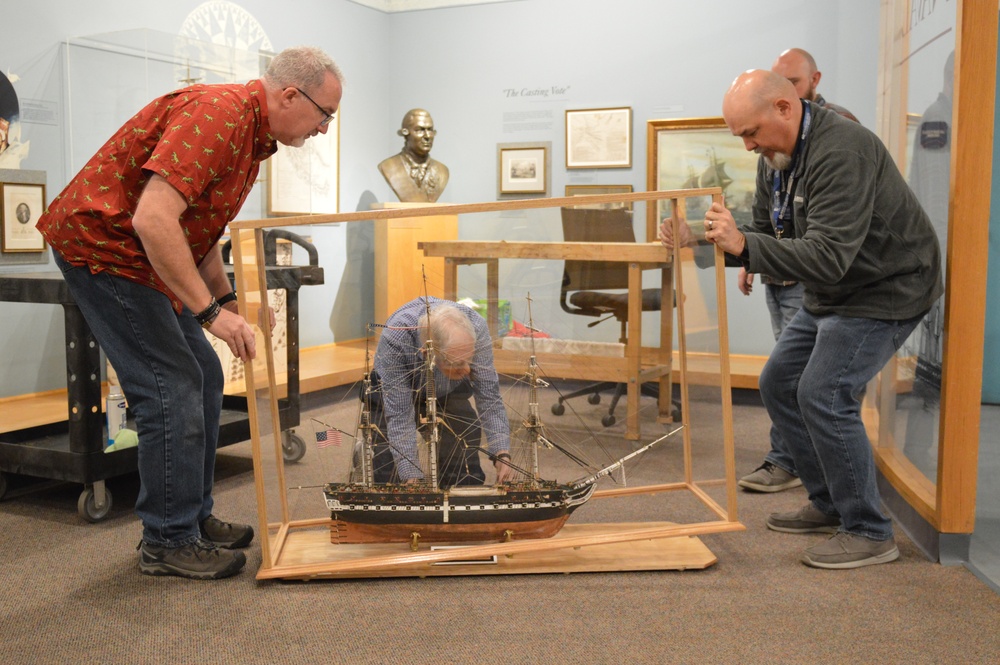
[315,428,342,447]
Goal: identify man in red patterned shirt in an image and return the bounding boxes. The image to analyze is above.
[37,46,343,580]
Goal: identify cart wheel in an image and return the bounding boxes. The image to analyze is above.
[282,431,307,463]
[78,486,113,523]
[0,472,7,500]
[601,414,616,427]
[550,403,566,416]
[587,393,601,405]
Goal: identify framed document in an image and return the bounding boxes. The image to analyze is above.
[1,182,46,252]
[565,106,632,169]
[267,115,340,216]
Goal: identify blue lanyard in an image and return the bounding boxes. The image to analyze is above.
[771,102,812,239]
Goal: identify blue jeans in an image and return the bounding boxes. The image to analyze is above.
[762,282,804,474]
[54,253,223,547]
[764,282,804,341]
[758,308,922,540]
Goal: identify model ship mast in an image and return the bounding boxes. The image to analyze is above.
[419,278,440,487]
[356,332,377,486]
[521,293,553,487]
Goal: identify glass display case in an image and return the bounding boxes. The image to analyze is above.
[872,0,997,557]
[229,189,743,580]
[64,28,272,219]
[64,28,341,221]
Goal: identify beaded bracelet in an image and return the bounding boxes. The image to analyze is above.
[217,291,238,307]
[194,297,222,329]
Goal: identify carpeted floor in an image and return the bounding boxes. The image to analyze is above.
[1,386,998,664]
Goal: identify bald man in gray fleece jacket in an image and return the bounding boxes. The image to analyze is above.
[662,69,941,570]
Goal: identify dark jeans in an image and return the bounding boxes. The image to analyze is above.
[762,282,805,475]
[364,377,486,487]
[54,253,223,547]
[758,308,922,540]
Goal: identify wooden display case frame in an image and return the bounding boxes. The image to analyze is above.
[870,0,997,547]
[229,188,744,581]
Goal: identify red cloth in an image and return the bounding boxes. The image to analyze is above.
[37,80,276,312]
[506,320,551,338]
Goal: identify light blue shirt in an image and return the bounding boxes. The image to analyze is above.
[373,297,511,480]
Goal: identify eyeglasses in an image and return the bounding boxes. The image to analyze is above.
[411,127,437,137]
[293,87,335,127]
[437,350,471,371]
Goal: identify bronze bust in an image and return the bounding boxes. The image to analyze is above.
[378,108,449,202]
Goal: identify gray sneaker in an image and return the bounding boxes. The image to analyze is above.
[766,503,841,534]
[200,515,254,549]
[138,539,246,580]
[802,532,899,569]
[739,462,803,492]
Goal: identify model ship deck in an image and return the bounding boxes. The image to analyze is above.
[324,480,596,544]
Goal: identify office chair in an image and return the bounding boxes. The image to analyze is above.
[551,206,679,427]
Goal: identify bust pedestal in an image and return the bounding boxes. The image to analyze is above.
[371,202,458,323]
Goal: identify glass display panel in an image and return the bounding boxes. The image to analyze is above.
[874,3,956,499]
[231,190,740,578]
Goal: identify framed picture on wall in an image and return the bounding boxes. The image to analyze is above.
[646,116,757,235]
[267,113,340,216]
[565,106,632,169]
[1,182,46,252]
[498,145,548,194]
[565,184,634,210]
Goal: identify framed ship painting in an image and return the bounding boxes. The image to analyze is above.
[646,116,758,229]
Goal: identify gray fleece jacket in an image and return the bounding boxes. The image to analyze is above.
[744,102,943,320]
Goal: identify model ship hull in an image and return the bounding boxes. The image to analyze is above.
[324,481,595,544]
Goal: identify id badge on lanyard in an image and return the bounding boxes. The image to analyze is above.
[771,102,812,240]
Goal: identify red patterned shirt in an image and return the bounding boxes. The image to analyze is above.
[37,79,277,311]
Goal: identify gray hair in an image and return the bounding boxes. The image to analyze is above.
[417,302,475,352]
[264,46,344,91]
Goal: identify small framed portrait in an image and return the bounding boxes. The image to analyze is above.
[1,182,46,252]
[498,145,548,195]
[565,106,633,169]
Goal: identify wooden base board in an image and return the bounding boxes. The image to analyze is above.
[258,522,717,581]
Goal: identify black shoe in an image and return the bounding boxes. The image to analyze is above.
[200,515,254,549]
[138,539,246,580]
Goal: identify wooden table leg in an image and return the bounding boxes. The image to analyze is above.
[626,262,642,441]
[487,259,499,341]
[443,258,458,300]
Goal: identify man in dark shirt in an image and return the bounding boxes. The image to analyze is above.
[662,70,941,569]
[738,47,862,494]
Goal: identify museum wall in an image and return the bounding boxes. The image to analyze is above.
[0,0,881,399]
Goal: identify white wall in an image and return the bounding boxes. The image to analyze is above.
[0,0,880,397]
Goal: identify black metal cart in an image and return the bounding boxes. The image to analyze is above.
[0,241,322,521]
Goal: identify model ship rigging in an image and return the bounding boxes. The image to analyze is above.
[322,295,679,547]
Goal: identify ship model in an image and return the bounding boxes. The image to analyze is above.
[323,297,674,548]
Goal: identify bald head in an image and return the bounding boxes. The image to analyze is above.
[724,69,799,117]
[723,70,802,169]
[772,48,821,101]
